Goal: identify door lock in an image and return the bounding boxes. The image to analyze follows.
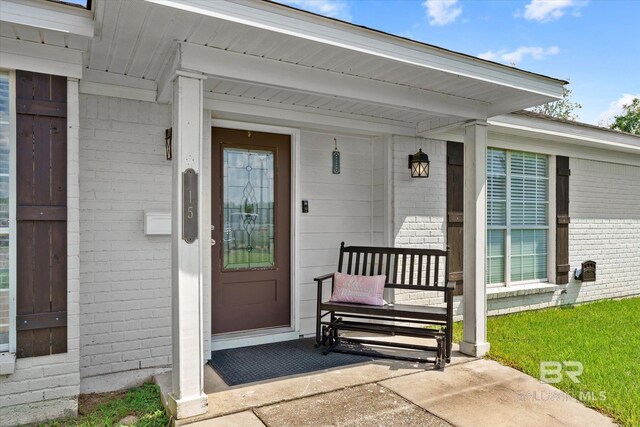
[211,239,216,246]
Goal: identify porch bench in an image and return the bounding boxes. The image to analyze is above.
[315,243,454,369]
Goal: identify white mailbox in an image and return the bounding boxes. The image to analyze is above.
[144,211,171,235]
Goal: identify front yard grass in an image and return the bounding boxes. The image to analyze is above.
[454,297,640,427]
[41,383,168,427]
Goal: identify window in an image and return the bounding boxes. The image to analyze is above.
[0,70,11,352]
[487,148,549,286]
[50,0,91,9]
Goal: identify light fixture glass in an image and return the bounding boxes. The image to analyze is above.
[410,148,430,178]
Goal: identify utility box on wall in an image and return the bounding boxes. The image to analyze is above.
[576,260,597,282]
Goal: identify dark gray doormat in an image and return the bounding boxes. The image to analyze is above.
[208,338,375,386]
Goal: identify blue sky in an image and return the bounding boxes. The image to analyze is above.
[277,0,640,125]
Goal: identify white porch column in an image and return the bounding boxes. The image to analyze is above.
[460,121,490,357]
[169,72,208,419]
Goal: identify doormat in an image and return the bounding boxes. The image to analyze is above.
[208,338,374,386]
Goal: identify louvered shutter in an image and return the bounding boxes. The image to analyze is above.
[446,141,463,295]
[556,156,570,284]
[16,71,67,358]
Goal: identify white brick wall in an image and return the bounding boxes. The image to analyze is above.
[78,95,172,390]
[566,158,640,301]
[0,80,82,425]
[391,137,448,305]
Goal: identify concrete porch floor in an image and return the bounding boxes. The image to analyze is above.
[155,340,615,427]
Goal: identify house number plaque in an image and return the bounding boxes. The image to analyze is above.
[182,168,198,243]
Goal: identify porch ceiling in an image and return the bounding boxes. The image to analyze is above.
[1,0,567,132]
[204,78,438,125]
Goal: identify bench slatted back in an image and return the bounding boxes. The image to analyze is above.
[337,242,450,293]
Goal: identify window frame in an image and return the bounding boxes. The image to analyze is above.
[486,148,554,288]
[0,70,14,353]
[0,69,16,354]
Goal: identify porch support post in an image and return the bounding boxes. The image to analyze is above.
[460,120,490,357]
[169,71,208,419]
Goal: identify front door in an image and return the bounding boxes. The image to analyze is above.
[211,127,291,335]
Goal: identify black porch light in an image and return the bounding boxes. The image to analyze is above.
[409,148,430,178]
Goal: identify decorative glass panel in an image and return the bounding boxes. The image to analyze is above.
[223,147,275,270]
[0,70,9,350]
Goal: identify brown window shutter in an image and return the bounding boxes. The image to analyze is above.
[447,141,464,296]
[556,156,570,284]
[15,71,67,358]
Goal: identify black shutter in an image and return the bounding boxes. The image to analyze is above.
[16,71,67,357]
[556,156,570,284]
[447,141,464,295]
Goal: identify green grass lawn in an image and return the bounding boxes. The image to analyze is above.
[41,383,168,427]
[454,297,640,427]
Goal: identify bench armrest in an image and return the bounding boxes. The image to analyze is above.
[314,272,334,282]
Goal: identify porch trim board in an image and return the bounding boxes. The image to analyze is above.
[170,72,208,419]
[460,120,490,357]
[0,38,83,80]
[170,42,487,120]
[204,94,415,137]
[211,329,300,352]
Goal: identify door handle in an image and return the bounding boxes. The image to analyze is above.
[211,239,216,246]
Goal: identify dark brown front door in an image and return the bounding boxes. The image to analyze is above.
[211,127,291,335]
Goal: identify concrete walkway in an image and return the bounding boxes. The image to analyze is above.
[157,349,615,427]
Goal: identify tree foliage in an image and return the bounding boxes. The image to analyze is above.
[609,97,640,135]
[529,87,582,121]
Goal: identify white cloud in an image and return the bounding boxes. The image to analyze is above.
[478,46,560,66]
[598,93,640,125]
[522,0,588,23]
[423,0,462,26]
[278,0,352,21]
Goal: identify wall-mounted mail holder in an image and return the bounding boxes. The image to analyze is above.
[144,211,171,235]
[574,260,596,282]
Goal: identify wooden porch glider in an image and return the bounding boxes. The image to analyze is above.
[315,243,454,369]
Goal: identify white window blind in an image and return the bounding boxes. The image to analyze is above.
[487,149,506,284]
[487,148,549,285]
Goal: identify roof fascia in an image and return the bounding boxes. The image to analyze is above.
[489,114,640,155]
[145,0,564,100]
[0,0,94,38]
[0,37,83,78]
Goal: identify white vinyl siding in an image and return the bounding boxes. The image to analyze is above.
[487,148,549,286]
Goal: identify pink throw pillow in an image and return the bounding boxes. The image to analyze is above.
[329,272,386,306]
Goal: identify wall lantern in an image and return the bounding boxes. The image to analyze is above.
[165,128,172,160]
[408,148,430,178]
